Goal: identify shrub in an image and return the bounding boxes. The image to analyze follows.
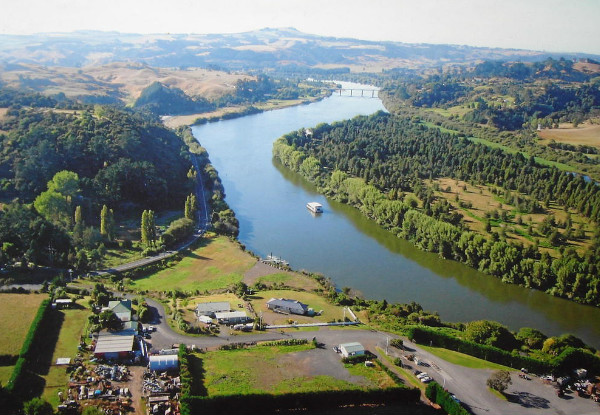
[426,382,469,415]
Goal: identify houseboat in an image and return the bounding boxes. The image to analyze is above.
[306,202,323,213]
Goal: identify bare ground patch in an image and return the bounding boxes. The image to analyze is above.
[538,122,600,148]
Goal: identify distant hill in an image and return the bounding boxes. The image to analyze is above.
[134,82,215,115]
[1,28,599,72]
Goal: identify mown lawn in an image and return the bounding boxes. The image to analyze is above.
[249,289,346,325]
[130,234,255,292]
[0,293,48,355]
[40,299,91,407]
[419,345,512,371]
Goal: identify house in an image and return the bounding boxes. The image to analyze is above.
[339,342,365,358]
[196,301,231,318]
[215,311,251,325]
[266,298,308,315]
[119,321,139,336]
[94,332,135,360]
[149,355,179,372]
[108,300,132,322]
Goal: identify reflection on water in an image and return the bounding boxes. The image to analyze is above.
[193,86,600,348]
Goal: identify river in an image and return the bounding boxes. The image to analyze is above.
[191,83,600,348]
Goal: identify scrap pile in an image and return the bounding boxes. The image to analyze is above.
[143,371,181,415]
[57,361,135,414]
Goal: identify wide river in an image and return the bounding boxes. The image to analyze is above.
[192,83,600,348]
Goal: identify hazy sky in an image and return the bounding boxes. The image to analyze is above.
[2,0,599,54]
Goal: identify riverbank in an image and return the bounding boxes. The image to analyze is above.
[162,95,327,128]
[189,84,600,348]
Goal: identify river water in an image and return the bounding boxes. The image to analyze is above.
[192,83,600,347]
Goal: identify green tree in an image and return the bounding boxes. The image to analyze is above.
[141,210,150,247]
[47,170,79,198]
[184,193,197,221]
[100,205,115,241]
[34,189,70,225]
[464,320,517,350]
[516,327,547,350]
[487,370,512,393]
[23,397,53,415]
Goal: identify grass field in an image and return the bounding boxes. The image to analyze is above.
[130,234,255,292]
[248,289,345,325]
[195,343,383,396]
[419,345,512,371]
[0,364,15,386]
[0,293,48,356]
[432,177,593,255]
[538,122,600,149]
[40,299,90,407]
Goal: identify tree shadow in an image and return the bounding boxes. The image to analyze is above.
[506,391,551,408]
[188,354,208,396]
[182,251,211,261]
[30,308,65,376]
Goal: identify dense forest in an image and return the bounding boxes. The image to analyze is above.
[0,98,193,271]
[273,111,600,306]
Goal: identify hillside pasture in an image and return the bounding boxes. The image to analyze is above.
[0,293,48,356]
[538,122,600,149]
[432,178,594,255]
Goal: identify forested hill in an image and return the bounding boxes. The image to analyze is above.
[273,111,600,306]
[0,100,193,270]
[0,105,189,207]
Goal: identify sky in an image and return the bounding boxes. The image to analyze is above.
[2,0,600,55]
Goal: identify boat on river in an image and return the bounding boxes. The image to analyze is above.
[306,202,323,213]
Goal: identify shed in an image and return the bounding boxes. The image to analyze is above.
[149,355,179,372]
[339,342,365,358]
[266,298,308,315]
[215,311,250,325]
[94,333,135,360]
[196,301,231,318]
[198,315,213,324]
[53,298,73,309]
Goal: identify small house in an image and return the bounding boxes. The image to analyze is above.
[339,342,365,358]
[149,355,179,372]
[215,311,250,325]
[196,301,231,318]
[266,298,308,315]
[108,300,132,322]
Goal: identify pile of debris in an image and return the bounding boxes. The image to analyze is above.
[143,370,181,395]
[143,370,181,415]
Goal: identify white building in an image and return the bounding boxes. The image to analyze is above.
[215,311,250,325]
[339,342,365,358]
[149,355,179,372]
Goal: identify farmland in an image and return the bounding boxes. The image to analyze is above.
[0,293,48,356]
[431,177,594,256]
[538,122,600,149]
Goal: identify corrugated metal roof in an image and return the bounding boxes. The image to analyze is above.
[340,342,364,353]
[94,334,135,354]
[215,311,247,319]
[266,298,308,312]
[149,355,179,371]
[196,301,231,314]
